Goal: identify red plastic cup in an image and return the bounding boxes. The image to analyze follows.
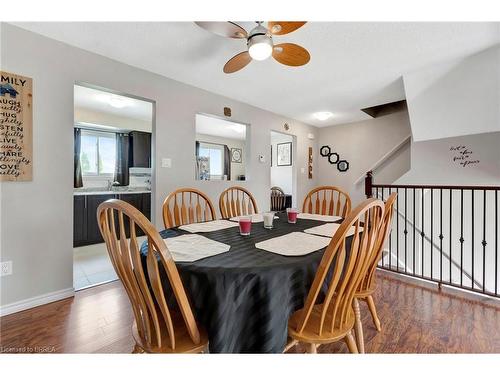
[287,208,298,224]
[239,217,252,236]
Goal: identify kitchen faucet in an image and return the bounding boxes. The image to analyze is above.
[107,180,120,191]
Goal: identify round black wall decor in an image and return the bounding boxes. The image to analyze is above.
[328,152,339,164]
[337,160,349,172]
[320,146,331,157]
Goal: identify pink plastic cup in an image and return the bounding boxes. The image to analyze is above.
[287,208,298,224]
[239,217,252,236]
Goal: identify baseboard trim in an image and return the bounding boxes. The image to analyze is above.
[0,287,75,317]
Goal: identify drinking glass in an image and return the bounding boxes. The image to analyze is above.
[239,216,252,236]
[263,212,274,229]
[287,208,298,224]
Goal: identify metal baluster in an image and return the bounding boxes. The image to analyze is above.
[430,189,434,280]
[439,189,444,286]
[482,190,487,294]
[397,188,399,272]
[405,188,408,274]
[421,188,425,277]
[472,190,475,290]
[449,190,453,285]
[382,188,385,267]
[496,190,498,296]
[413,188,416,276]
[460,189,464,287]
[389,187,392,270]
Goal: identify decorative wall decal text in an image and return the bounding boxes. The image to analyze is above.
[0,71,33,181]
[449,145,480,168]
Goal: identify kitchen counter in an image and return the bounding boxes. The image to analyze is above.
[74,189,151,196]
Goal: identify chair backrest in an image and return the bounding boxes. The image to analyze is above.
[358,192,397,293]
[162,188,216,229]
[294,198,385,336]
[270,186,286,211]
[97,199,201,351]
[302,186,351,217]
[219,186,258,218]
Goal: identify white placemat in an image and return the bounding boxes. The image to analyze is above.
[255,232,331,256]
[297,213,343,222]
[164,234,230,262]
[179,220,239,233]
[229,213,264,223]
[304,222,363,238]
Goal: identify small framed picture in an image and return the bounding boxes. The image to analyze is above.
[277,142,292,166]
[231,148,242,163]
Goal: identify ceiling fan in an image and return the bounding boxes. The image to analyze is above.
[194,21,310,74]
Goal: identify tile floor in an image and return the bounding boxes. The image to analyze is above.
[73,236,146,290]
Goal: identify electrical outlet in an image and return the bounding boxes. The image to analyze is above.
[1,261,13,276]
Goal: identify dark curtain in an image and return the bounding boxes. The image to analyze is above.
[74,128,83,188]
[195,141,200,179]
[114,133,130,186]
[224,145,231,181]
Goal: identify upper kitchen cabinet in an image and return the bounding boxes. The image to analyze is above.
[129,131,152,168]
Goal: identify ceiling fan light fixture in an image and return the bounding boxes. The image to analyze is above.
[247,24,273,61]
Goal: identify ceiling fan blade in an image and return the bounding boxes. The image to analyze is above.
[268,22,307,35]
[194,22,248,39]
[223,51,252,73]
[272,43,310,67]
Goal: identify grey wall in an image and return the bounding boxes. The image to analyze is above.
[0,24,318,309]
[317,111,412,204]
[404,44,500,142]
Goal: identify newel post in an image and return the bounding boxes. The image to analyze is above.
[365,171,373,199]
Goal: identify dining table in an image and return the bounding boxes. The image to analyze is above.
[140,212,345,353]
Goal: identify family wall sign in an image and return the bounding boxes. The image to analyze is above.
[0,71,33,181]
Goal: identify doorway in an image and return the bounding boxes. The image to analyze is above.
[270,131,296,210]
[72,83,155,291]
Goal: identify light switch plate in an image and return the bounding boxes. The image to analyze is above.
[300,167,305,174]
[1,261,13,276]
[161,158,172,168]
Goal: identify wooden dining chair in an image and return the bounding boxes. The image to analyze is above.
[162,188,216,229]
[219,186,258,219]
[97,199,208,353]
[352,192,397,353]
[302,186,352,217]
[287,198,385,354]
[270,186,286,212]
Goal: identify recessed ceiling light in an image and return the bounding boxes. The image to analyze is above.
[313,111,334,121]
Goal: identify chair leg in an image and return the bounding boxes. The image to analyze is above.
[344,331,359,354]
[366,295,381,332]
[353,298,365,353]
[306,343,317,353]
[283,338,298,353]
[132,344,144,354]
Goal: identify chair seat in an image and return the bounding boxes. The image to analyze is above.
[288,303,356,344]
[132,313,208,353]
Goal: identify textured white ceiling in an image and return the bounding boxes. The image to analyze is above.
[14,22,500,127]
[74,85,153,121]
[196,113,247,140]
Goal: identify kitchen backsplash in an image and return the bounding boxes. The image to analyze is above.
[79,167,151,190]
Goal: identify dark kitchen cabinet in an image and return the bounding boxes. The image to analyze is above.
[129,131,151,168]
[73,195,87,247]
[73,192,151,247]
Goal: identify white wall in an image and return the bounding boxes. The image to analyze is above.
[0,24,318,311]
[404,44,500,142]
[195,133,246,180]
[270,131,294,195]
[317,111,412,204]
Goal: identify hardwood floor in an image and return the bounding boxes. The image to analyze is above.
[1,272,498,353]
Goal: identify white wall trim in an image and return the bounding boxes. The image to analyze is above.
[0,287,75,317]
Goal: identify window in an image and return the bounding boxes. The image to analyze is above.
[198,142,224,180]
[80,130,116,176]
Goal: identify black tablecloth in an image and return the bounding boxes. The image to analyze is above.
[140,213,342,353]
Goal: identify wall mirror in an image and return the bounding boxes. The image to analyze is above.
[195,113,248,181]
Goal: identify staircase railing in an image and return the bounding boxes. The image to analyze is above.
[365,171,500,298]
